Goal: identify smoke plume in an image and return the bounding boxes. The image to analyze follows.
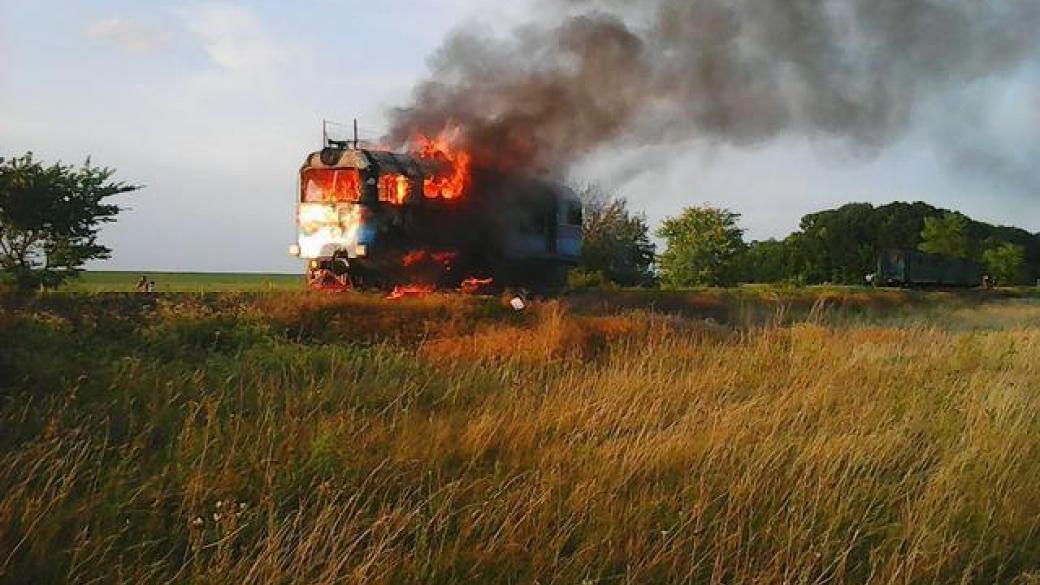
[389,0,1040,179]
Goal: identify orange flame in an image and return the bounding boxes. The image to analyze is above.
[414,130,471,200]
[387,284,435,300]
[431,251,457,265]
[301,168,361,203]
[402,250,427,267]
[378,173,410,206]
[460,277,494,294]
[401,250,457,268]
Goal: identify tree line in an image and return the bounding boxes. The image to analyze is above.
[575,194,1038,288]
[2,152,1035,291]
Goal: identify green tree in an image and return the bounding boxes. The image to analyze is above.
[797,203,878,283]
[918,212,970,259]
[656,205,745,287]
[738,237,815,284]
[982,243,1025,285]
[0,153,138,290]
[577,190,656,287]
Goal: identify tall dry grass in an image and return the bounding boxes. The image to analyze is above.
[1,292,1039,583]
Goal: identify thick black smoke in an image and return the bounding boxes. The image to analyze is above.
[389,0,1040,179]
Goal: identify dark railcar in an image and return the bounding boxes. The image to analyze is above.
[875,249,981,288]
[289,146,581,292]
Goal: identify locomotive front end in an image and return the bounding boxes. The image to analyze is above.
[289,150,379,290]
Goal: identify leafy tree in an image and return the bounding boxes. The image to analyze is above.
[875,201,936,250]
[656,205,745,287]
[737,239,784,283]
[982,243,1025,285]
[797,203,878,283]
[918,212,970,259]
[0,153,138,290]
[577,189,656,287]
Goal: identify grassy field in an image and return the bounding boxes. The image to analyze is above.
[3,289,1040,583]
[63,271,303,292]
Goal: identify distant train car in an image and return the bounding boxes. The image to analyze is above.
[875,249,981,288]
[288,144,582,292]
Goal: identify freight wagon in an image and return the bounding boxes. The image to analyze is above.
[874,249,981,288]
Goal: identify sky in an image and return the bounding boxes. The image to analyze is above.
[1,0,1038,273]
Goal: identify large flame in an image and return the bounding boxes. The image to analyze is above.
[297,203,363,259]
[302,168,360,203]
[414,129,471,200]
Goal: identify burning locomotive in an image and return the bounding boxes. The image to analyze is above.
[288,131,582,293]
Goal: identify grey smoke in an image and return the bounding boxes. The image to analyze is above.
[389,0,1040,179]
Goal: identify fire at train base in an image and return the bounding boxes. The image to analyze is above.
[288,135,582,295]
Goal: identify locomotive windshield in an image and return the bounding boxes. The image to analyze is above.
[301,168,361,203]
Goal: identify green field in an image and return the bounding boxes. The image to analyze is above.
[55,271,1040,298]
[4,289,1040,583]
[63,270,304,292]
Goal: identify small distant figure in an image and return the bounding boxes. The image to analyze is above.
[146,280,156,293]
[136,275,148,293]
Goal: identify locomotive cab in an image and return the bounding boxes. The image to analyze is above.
[289,144,581,292]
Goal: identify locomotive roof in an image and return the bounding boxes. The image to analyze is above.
[300,147,581,205]
[302,148,427,179]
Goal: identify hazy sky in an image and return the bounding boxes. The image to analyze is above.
[2,1,1038,273]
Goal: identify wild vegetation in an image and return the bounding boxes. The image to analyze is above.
[3,289,1040,584]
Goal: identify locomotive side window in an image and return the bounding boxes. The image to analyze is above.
[377,174,410,205]
[301,168,361,203]
[566,202,583,226]
[517,209,548,234]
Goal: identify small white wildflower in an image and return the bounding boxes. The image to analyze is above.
[215,500,224,509]
[191,517,203,527]
[239,502,248,511]
[213,513,222,522]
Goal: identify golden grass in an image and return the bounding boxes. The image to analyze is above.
[2,292,1040,583]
